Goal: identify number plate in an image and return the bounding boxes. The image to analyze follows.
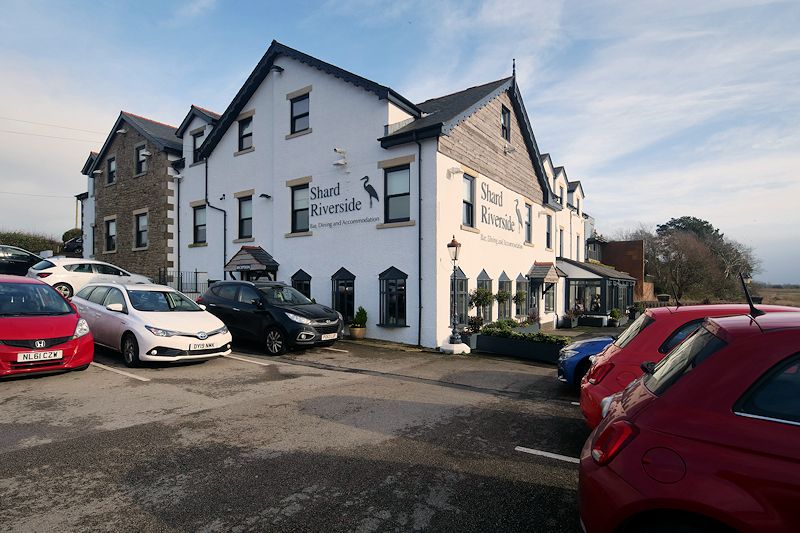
[321,333,337,341]
[17,350,63,362]
[190,342,217,351]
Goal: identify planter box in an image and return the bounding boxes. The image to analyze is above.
[475,334,562,364]
[578,315,606,327]
[460,333,479,350]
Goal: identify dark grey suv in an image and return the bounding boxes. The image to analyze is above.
[197,280,343,355]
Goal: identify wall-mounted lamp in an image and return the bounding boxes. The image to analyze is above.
[140,150,152,157]
[116,128,127,134]
[259,193,271,199]
[446,167,464,179]
[92,169,103,175]
[219,193,226,201]
[270,65,284,74]
[503,145,516,155]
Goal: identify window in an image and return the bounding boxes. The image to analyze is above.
[477,271,493,322]
[463,174,475,227]
[501,105,511,141]
[379,267,407,327]
[385,165,410,223]
[237,285,261,305]
[210,283,239,301]
[238,196,252,238]
[135,212,148,248]
[192,131,204,163]
[238,116,253,151]
[576,235,581,261]
[107,158,116,184]
[105,219,116,252]
[544,283,555,312]
[498,276,512,320]
[64,263,94,273]
[559,186,564,205]
[659,320,704,354]
[559,228,564,257]
[524,203,532,243]
[94,264,126,276]
[291,269,312,298]
[546,215,552,249]
[291,185,309,233]
[193,206,206,243]
[736,355,800,424]
[331,268,355,323]
[569,280,604,315]
[451,268,468,325]
[291,94,310,134]
[88,286,110,305]
[613,313,655,348]
[75,286,95,300]
[644,328,726,396]
[135,146,147,174]
[516,278,529,317]
[577,198,581,214]
[104,288,127,312]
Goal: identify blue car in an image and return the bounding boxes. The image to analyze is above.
[557,336,614,386]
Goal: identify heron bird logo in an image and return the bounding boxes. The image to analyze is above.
[361,176,380,208]
[514,198,523,232]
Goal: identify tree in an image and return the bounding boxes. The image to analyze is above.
[656,216,723,244]
[658,232,719,300]
[62,228,81,242]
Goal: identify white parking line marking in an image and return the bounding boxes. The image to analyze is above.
[514,446,580,464]
[322,347,349,353]
[571,401,580,406]
[91,362,150,382]
[222,354,273,367]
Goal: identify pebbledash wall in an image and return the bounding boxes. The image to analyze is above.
[171,43,589,349]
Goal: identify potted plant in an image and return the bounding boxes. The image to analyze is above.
[349,306,368,339]
[460,315,484,349]
[564,307,581,328]
[512,290,527,317]
[494,289,512,318]
[468,287,494,322]
[608,308,622,327]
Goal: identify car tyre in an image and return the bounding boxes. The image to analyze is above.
[53,283,73,299]
[122,334,141,367]
[265,327,287,356]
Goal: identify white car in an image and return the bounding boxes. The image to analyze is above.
[27,257,150,298]
[72,283,232,367]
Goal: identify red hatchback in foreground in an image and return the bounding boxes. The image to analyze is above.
[579,312,800,533]
[0,275,93,378]
[580,304,798,428]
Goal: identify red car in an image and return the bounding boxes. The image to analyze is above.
[0,275,94,378]
[580,304,798,428]
[579,311,800,533]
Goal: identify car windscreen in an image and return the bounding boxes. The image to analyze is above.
[0,282,72,316]
[644,327,727,396]
[613,313,655,349]
[128,290,202,312]
[30,260,55,271]
[257,285,312,306]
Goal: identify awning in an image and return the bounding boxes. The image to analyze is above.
[527,262,561,284]
[224,245,279,274]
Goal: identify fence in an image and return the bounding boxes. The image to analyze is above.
[157,268,209,297]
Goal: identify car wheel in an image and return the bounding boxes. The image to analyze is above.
[122,334,141,367]
[575,359,592,386]
[53,283,73,299]
[265,327,287,355]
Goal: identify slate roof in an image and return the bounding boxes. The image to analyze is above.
[224,245,279,272]
[199,40,420,159]
[81,151,98,175]
[558,257,635,281]
[568,180,584,196]
[176,104,221,138]
[527,262,562,282]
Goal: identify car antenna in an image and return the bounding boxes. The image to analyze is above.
[671,285,682,308]
[739,272,765,317]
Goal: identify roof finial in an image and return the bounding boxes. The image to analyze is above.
[512,58,516,77]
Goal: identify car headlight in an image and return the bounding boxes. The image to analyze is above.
[210,325,229,335]
[145,325,180,337]
[589,355,597,363]
[285,312,313,325]
[73,318,90,339]
[559,349,578,360]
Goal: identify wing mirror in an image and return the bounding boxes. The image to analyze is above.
[106,302,125,313]
[198,304,207,310]
[640,361,656,375]
[251,298,264,309]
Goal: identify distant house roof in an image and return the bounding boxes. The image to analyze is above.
[558,257,635,281]
[199,40,420,159]
[176,104,221,138]
[75,191,88,200]
[81,151,98,175]
[568,180,584,196]
[83,111,182,176]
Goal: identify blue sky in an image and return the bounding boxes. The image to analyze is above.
[1,0,798,282]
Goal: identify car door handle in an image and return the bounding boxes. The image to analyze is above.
[208,303,217,307]
[232,307,241,312]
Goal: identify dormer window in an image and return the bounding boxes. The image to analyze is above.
[559,186,564,205]
[501,105,511,141]
[192,130,205,164]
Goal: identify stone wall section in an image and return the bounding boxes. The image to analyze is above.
[438,91,544,204]
[93,122,173,279]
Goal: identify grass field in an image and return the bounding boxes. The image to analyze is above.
[757,287,800,308]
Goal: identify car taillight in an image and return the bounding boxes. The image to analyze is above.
[36,272,52,278]
[588,361,614,384]
[591,419,637,465]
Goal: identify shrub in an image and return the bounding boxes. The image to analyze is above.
[62,228,81,242]
[466,315,484,334]
[494,289,512,304]
[480,324,570,346]
[352,306,367,328]
[609,308,622,320]
[469,287,494,315]
[0,230,60,254]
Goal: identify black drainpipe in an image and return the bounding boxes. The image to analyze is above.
[414,132,423,346]
[203,158,227,279]
[175,168,180,281]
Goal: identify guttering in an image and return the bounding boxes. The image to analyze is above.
[379,124,442,149]
[203,158,227,279]
[414,131,423,346]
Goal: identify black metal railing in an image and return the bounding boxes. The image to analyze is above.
[156,268,208,295]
